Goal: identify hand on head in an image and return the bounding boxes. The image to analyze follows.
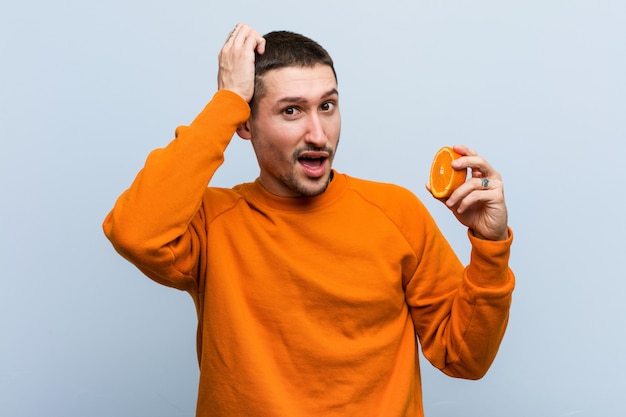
[217,23,266,103]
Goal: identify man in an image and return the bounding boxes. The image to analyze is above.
[103,23,514,417]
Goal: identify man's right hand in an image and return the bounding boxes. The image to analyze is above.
[217,23,266,103]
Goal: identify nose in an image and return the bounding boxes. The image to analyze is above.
[304,113,327,147]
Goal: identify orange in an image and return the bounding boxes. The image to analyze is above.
[429,146,467,198]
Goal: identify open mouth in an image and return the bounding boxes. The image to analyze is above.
[298,155,326,168]
[297,151,329,177]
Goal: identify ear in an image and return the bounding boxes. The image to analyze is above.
[236,120,252,140]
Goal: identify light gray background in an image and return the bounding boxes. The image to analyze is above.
[2,1,625,416]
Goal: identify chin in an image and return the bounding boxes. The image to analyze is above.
[293,174,331,197]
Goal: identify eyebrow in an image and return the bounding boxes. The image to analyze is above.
[276,88,339,105]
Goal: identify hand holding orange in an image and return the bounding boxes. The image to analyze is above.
[429,146,468,198]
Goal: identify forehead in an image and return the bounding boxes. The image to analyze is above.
[260,64,337,101]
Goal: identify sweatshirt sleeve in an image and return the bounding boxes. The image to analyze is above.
[102,90,250,291]
[406,206,515,380]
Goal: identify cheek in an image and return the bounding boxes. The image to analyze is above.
[324,119,342,142]
[255,119,301,143]
[267,129,303,153]
[254,137,291,166]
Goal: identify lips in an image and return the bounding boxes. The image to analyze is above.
[298,151,329,178]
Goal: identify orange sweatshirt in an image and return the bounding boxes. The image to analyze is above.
[103,90,515,417]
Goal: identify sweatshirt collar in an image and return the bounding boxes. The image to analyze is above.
[240,170,348,212]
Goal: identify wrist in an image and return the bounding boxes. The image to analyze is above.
[471,227,509,241]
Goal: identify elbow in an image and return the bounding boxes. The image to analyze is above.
[102,211,152,262]
[442,358,494,381]
[441,342,502,380]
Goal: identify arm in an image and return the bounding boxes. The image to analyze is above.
[415,148,514,378]
[407,220,514,379]
[102,24,265,290]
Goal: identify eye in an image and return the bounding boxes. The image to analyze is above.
[320,101,335,112]
[283,106,300,116]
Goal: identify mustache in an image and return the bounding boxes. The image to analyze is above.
[293,145,335,160]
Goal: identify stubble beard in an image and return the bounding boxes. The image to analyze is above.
[284,145,336,197]
[281,170,332,197]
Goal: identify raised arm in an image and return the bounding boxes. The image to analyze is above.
[102,24,264,290]
[419,145,514,377]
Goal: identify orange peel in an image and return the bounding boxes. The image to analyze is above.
[429,146,467,198]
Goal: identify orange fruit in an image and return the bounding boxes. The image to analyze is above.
[429,146,467,198]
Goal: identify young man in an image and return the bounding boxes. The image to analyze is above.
[103,23,514,417]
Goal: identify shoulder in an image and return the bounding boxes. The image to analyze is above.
[342,174,439,246]
[341,174,435,228]
[344,174,426,211]
[200,184,249,221]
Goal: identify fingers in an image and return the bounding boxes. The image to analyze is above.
[447,175,508,240]
[217,23,265,102]
[442,145,503,210]
[446,176,501,207]
[452,144,476,157]
[428,145,509,240]
[223,23,266,54]
[451,146,495,178]
[224,26,237,43]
